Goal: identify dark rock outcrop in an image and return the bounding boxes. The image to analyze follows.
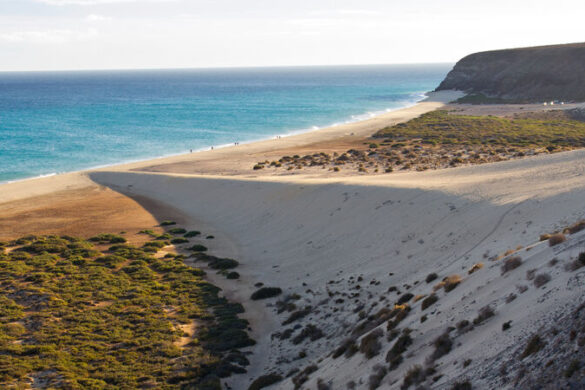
[436,42,585,102]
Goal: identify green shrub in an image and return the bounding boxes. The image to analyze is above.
[89,233,127,244]
[226,271,240,279]
[170,238,189,244]
[0,234,253,388]
[168,228,187,235]
[160,221,177,226]
[189,244,208,252]
[184,231,201,238]
[251,287,282,300]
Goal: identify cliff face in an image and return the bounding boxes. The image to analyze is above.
[436,42,585,102]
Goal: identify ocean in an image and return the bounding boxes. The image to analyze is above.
[0,64,451,183]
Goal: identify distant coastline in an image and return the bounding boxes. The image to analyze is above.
[0,64,450,183]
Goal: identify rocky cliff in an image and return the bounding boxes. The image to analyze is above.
[436,42,585,102]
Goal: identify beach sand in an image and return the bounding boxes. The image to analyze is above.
[2,89,584,388]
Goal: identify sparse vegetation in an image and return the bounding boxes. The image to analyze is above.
[184,230,201,238]
[160,220,177,226]
[0,234,253,388]
[170,237,189,244]
[169,227,187,234]
[88,233,127,244]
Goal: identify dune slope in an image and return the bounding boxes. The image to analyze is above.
[90,148,585,389]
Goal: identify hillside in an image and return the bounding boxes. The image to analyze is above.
[436,42,585,103]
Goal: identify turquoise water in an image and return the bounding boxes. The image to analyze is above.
[0,64,451,183]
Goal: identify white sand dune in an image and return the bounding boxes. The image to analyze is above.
[90,148,585,389]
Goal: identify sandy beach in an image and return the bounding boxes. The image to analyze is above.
[3,88,585,389]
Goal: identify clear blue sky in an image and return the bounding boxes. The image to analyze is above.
[1,0,584,71]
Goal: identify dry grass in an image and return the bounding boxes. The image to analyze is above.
[468,263,484,275]
[434,275,462,292]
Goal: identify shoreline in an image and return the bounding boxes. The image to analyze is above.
[0,90,462,203]
[0,91,428,186]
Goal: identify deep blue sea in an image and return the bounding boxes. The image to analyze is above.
[0,64,451,183]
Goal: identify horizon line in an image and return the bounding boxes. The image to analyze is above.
[0,61,454,74]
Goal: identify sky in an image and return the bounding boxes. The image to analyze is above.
[1,0,584,71]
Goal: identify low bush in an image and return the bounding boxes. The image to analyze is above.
[548,233,567,246]
[565,220,585,234]
[332,338,358,359]
[434,275,461,292]
[89,233,126,244]
[168,228,187,235]
[564,359,581,378]
[208,257,239,270]
[251,287,283,300]
[401,365,426,389]
[184,231,201,238]
[421,294,439,311]
[533,273,551,288]
[360,329,384,359]
[468,263,483,275]
[160,220,177,226]
[170,238,189,244]
[501,256,522,274]
[473,305,495,325]
[430,332,453,361]
[397,293,414,305]
[292,324,324,345]
[425,273,438,283]
[368,364,388,390]
[226,271,240,279]
[451,381,472,390]
[520,334,545,359]
[292,365,318,388]
[386,329,412,369]
[189,244,208,252]
[248,373,283,390]
[283,306,312,325]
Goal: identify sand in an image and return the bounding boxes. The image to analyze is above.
[2,89,584,388]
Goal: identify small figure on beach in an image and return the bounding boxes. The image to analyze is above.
[190,149,192,153]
